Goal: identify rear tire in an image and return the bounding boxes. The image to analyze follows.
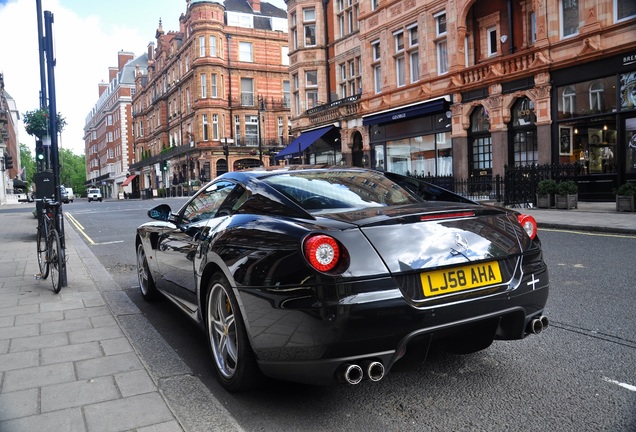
[205,273,260,392]
[48,230,62,294]
[136,242,157,300]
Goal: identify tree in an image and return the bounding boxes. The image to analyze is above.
[19,143,36,184]
[22,108,67,138]
[58,148,87,197]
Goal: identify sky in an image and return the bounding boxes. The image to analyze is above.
[0,0,287,156]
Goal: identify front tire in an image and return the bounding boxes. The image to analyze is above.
[136,242,157,300]
[37,226,49,279]
[205,274,260,392]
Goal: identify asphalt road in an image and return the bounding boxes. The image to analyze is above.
[64,198,636,432]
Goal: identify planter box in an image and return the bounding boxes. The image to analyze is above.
[555,194,578,209]
[616,195,635,212]
[536,194,553,209]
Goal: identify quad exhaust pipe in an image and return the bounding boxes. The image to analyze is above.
[527,315,549,335]
[337,360,385,385]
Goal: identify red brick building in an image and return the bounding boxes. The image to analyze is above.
[84,51,143,199]
[284,0,636,201]
[129,0,290,197]
[0,73,22,204]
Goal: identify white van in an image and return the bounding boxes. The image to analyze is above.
[66,187,75,203]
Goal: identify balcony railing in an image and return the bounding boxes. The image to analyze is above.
[457,50,544,87]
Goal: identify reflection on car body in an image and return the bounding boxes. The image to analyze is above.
[135,167,549,392]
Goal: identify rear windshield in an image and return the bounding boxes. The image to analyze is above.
[262,170,422,211]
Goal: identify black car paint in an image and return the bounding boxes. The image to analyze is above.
[136,168,549,386]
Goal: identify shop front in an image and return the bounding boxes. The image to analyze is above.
[552,52,636,201]
[363,97,453,176]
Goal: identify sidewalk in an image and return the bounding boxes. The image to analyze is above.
[0,206,243,432]
[0,201,634,431]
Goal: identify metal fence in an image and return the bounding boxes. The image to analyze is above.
[407,163,580,207]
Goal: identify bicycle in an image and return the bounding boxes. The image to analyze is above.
[35,198,62,293]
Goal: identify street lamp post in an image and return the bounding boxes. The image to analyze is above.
[257,96,265,165]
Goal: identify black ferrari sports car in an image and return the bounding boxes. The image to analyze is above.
[136,167,549,391]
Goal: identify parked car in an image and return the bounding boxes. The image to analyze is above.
[65,187,75,203]
[87,188,102,202]
[59,185,69,204]
[135,167,550,392]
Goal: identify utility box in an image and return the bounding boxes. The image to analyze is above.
[34,171,55,226]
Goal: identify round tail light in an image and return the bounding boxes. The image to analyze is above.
[517,214,537,240]
[304,234,341,272]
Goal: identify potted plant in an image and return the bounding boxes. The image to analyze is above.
[555,180,578,209]
[536,179,557,208]
[615,182,636,212]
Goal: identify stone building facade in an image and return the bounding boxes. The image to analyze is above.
[129,0,290,197]
[285,0,636,200]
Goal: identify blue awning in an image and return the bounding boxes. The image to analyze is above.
[275,126,335,161]
[362,98,449,126]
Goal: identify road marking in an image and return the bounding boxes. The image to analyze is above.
[65,212,95,245]
[542,228,636,239]
[93,240,125,246]
[603,377,636,392]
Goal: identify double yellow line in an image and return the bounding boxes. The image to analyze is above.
[65,212,95,245]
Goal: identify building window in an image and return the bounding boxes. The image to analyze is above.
[234,115,241,143]
[487,27,498,56]
[372,0,379,11]
[510,98,538,166]
[211,74,218,98]
[589,81,605,111]
[186,88,191,114]
[469,106,492,174]
[437,39,449,75]
[107,115,113,126]
[561,0,579,38]
[201,74,207,98]
[199,36,206,57]
[245,115,258,146]
[529,12,537,45]
[306,90,319,109]
[202,114,209,141]
[408,25,418,47]
[212,114,219,140]
[373,65,382,94]
[394,31,404,52]
[304,8,316,46]
[396,56,405,87]
[210,35,217,57]
[239,42,253,62]
[435,12,448,75]
[241,78,254,106]
[410,51,420,83]
[372,39,381,61]
[306,70,318,87]
[278,117,284,143]
[562,85,576,116]
[283,80,290,107]
[616,0,636,22]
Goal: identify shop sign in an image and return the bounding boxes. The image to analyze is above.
[623,53,636,66]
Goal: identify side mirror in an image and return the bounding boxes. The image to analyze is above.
[148,204,173,221]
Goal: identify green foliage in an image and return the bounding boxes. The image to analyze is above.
[22,108,67,138]
[58,148,87,197]
[557,180,578,195]
[615,182,636,196]
[19,143,36,185]
[536,179,557,195]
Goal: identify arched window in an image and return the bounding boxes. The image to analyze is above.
[589,81,604,112]
[510,97,538,166]
[469,106,492,175]
[562,85,576,115]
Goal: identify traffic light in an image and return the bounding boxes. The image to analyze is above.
[4,151,13,169]
[36,140,45,162]
[161,160,168,171]
[223,144,229,158]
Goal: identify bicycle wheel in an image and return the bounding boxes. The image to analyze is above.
[48,229,62,293]
[37,225,49,279]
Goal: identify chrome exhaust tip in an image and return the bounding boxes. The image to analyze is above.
[362,360,385,382]
[528,318,543,335]
[338,363,363,385]
[540,315,549,330]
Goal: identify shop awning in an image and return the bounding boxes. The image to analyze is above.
[275,125,335,161]
[121,174,137,187]
[362,97,449,126]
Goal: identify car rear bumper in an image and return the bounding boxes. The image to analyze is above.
[242,271,549,385]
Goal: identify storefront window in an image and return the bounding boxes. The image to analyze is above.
[562,120,617,174]
[625,118,636,172]
[619,72,636,110]
[557,76,617,119]
[381,133,452,176]
[470,106,492,175]
[510,97,538,166]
